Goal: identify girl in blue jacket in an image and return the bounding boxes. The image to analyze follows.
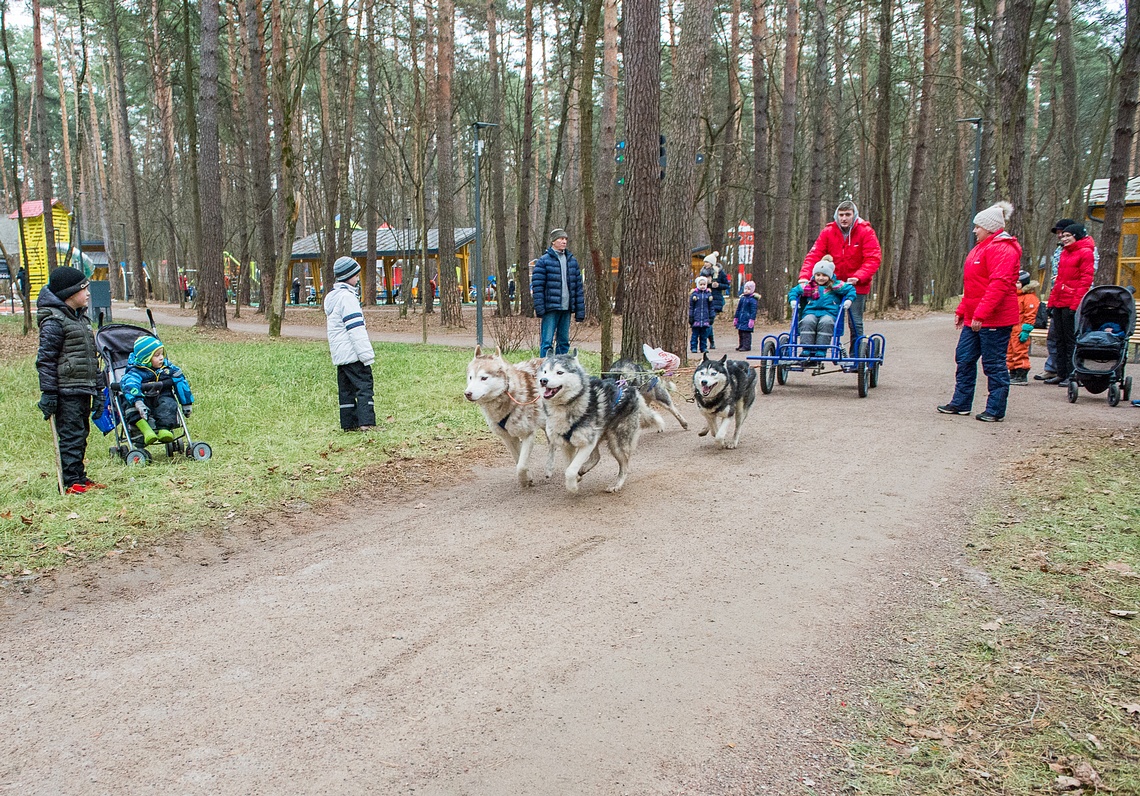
[733,280,759,351]
[689,276,715,354]
[787,256,856,354]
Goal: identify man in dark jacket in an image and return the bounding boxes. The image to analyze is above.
[36,266,104,494]
[531,228,585,357]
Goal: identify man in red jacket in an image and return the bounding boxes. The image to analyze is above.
[937,201,1021,422]
[1044,223,1096,386]
[799,200,882,348]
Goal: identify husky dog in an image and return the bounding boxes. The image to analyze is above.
[608,358,689,430]
[538,351,656,493]
[692,354,757,449]
[465,346,549,486]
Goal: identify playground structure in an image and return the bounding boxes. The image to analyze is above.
[7,199,72,301]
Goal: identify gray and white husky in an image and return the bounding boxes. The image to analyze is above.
[692,354,757,449]
[608,358,689,430]
[538,351,662,494]
[465,346,551,486]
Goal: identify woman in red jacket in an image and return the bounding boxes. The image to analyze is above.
[937,201,1021,422]
[1044,223,1096,385]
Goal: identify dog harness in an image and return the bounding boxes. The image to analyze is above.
[561,385,595,442]
[497,411,512,430]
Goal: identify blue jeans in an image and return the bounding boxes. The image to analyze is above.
[949,326,1013,417]
[690,326,710,352]
[848,293,867,345]
[540,310,572,357]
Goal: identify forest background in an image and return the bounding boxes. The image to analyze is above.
[0,0,1134,363]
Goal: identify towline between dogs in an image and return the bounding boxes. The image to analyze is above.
[5,314,1140,794]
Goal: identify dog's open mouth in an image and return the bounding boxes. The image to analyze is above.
[543,385,561,399]
[700,384,712,396]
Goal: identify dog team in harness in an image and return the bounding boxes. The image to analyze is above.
[31,199,1129,497]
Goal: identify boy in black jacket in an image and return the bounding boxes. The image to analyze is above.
[35,266,104,494]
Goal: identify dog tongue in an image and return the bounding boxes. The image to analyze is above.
[701,385,712,396]
[543,387,558,399]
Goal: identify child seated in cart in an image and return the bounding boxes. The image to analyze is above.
[120,335,195,446]
[787,256,856,356]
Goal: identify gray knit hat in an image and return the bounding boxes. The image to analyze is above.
[812,255,835,280]
[333,256,361,282]
[549,228,568,243]
[974,201,1013,234]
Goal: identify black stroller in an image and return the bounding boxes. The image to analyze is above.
[93,310,212,464]
[1066,284,1136,406]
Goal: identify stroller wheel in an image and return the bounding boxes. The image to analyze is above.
[1067,380,1079,404]
[1109,383,1121,407]
[189,442,212,462]
[1125,376,1133,402]
[124,448,151,466]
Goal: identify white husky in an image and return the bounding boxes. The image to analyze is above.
[465,346,550,486]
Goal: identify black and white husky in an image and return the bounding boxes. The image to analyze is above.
[538,352,663,493]
[692,354,757,449]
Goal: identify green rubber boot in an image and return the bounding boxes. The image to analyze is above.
[135,420,160,446]
[155,428,176,443]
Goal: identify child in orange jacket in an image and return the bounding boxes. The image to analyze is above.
[1007,271,1040,384]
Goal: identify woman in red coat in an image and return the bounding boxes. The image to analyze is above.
[1044,223,1096,385]
[937,201,1021,422]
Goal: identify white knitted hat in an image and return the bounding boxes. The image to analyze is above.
[973,201,1013,233]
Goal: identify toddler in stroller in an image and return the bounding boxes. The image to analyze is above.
[121,335,194,446]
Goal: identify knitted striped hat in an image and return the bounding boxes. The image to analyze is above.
[131,336,164,367]
[333,256,361,282]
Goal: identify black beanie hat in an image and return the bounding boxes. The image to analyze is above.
[1019,270,1031,287]
[1051,218,1076,233]
[47,266,89,300]
[1063,223,1088,241]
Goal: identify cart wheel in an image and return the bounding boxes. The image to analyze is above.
[1125,376,1133,402]
[857,340,871,398]
[124,448,151,466]
[776,362,790,385]
[869,339,881,388]
[1109,383,1121,407]
[760,340,776,395]
[165,442,176,458]
[1067,380,1079,403]
[190,442,212,462]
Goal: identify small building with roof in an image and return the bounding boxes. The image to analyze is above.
[291,225,476,300]
[1085,177,1140,288]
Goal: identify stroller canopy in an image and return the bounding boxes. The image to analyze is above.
[93,323,156,370]
[1077,285,1136,340]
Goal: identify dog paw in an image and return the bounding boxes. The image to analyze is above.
[723,440,737,450]
[698,428,709,437]
[604,484,623,493]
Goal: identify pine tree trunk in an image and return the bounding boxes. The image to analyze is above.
[897,0,937,309]
[50,15,73,210]
[247,0,278,326]
[751,0,771,315]
[870,0,893,312]
[807,0,828,244]
[32,0,58,273]
[579,0,613,366]
[517,0,536,317]
[437,0,462,326]
[364,0,379,308]
[710,0,741,254]
[1095,0,1140,287]
[1055,0,1082,216]
[108,0,147,307]
[196,0,226,327]
[769,0,800,324]
[487,0,511,316]
[658,0,717,358]
[618,0,662,359]
[995,0,1033,232]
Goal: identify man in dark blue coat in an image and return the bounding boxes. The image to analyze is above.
[531,228,585,357]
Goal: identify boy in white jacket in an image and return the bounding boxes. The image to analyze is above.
[324,256,376,431]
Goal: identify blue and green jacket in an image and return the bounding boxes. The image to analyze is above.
[121,337,194,406]
[788,280,856,319]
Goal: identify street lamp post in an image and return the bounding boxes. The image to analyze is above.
[472,121,497,347]
[957,117,983,256]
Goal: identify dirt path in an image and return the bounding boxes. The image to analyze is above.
[4,316,1138,795]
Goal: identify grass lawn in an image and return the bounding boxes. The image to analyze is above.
[0,315,588,574]
[844,430,1140,794]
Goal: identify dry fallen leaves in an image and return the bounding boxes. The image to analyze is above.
[1054,775,1082,790]
[1103,561,1139,578]
[1108,609,1137,619]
